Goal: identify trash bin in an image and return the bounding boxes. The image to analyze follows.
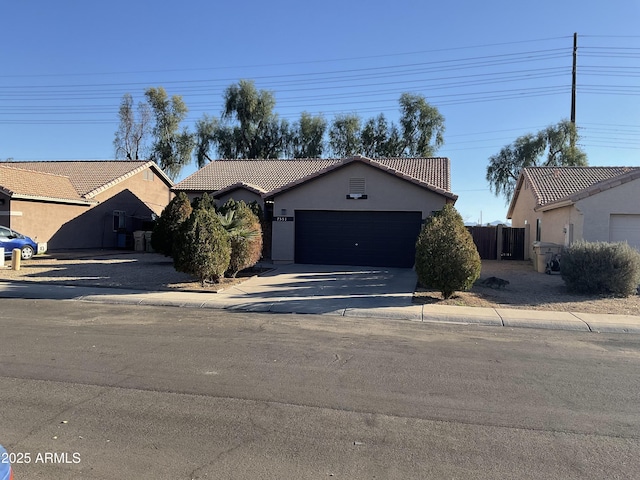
[532,242,563,273]
[133,231,145,252]
[144,231,154,252]
[116,230,127,249]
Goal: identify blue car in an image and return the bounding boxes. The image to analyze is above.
[0,225,39,260]
[0,444,13,480]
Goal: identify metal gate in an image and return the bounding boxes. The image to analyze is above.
[466,226,497,260]
[501,227,525,260]
[467,226,525,261]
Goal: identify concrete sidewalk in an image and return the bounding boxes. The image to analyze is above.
[1,277,639,334]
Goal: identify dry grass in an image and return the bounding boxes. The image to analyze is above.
[413,260,640,315]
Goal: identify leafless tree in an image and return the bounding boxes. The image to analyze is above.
[114,93,151,160]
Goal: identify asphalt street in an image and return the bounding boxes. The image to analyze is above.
[0,299,639,479]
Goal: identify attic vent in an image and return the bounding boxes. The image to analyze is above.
[349,178,365,194]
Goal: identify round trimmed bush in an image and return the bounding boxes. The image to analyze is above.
[173,208,231,284]
[561,241,640,297]
[151,192,192,256]
[415,204,481,299]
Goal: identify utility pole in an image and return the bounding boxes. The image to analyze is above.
[571,32,577,124]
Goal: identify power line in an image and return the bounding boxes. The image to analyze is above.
[0,35,637,142]
[0,36,571,80]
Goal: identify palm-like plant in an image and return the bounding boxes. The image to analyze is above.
[218,205,263,278]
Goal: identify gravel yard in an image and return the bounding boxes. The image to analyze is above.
[0,251,255,292]
[414,260,640,315]
[1,251,639,315]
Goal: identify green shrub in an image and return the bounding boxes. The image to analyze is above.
[415,204,481,299]
[151,192,192,256]
[561,241,640,297]
[173,208,231,284]
[191,192,216,211]
[219,201,263,278]
[218,198,264,221]
[247,201,264,222]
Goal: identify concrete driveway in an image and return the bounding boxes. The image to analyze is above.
[0,262,421,319]
[218,263,420,316]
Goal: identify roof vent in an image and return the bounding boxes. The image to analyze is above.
[347,177,367,199]
[349,177,365,194]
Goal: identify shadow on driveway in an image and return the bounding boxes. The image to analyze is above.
[0,263,419,316]
[218,264,418,314]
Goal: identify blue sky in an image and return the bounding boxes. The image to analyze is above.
[1,1,639,224]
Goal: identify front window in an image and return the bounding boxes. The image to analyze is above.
[536,218,542,242]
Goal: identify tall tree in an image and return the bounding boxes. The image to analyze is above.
[486,120,588,203]
[397,93,445,157]
[193,83,445,161]
[215,80,289,159]
[329,94,444,158]
[288,112,327,158]
[113,93,151,160]
[145,87,194,180]
[194,114,219,167]
[360,114,402,157]
[328,114,362,157]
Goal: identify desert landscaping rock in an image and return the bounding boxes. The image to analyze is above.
[414,260,639,316]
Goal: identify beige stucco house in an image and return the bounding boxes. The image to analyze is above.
[0,161,173,250]
[507,166,640,263]
[173,156,457,267]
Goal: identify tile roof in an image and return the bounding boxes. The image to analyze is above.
[174,156,453,196]
[375,157,451,192]
[508,166,640,217]
[0,165,91,204]
[0,160,171,198]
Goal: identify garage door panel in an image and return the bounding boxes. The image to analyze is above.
[610,214,640,250]
[295,210,422,267]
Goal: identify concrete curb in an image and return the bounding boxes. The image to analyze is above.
[422,305,503,326]
[496,308,590,332]
[571,312,640,334]
[1,280,639,334]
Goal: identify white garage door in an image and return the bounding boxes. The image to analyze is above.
[609,214,640,250]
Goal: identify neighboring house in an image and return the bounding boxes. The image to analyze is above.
[173,155,457,267]
[507,166,640,260]
[0,161,173,250]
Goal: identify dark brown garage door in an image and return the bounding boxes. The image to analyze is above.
[294,210,422,268]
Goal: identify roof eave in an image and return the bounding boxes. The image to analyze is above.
[506,171,528,219]
[212,182,267,198]
[535,198,574,212]
[265,155,457,200]
[10,193,96,205]
[84,161,173,198]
